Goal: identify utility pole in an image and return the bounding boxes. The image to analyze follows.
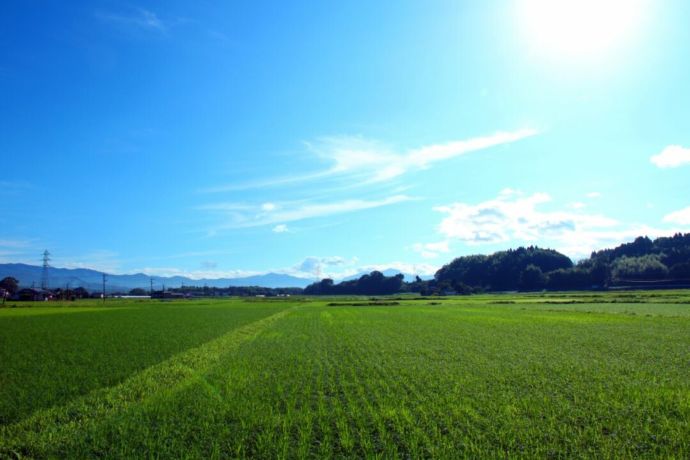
[102,273,107,304]
[150,278,153,297]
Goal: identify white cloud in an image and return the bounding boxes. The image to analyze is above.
[361,262,439,277]
[201,194,413,230]
[289,256,358,279]
[308,129,538,185]
[586,192,601,199]
[663,206,690,225]
[650,145,690,168]
[133,267,259,280]
[412,240,450,259]
[430,189,668,259]
[200,170,334,193]
[56,250,123,274]
[406,129,538,168]
[204,128,538,192]
[66,256,439,284]
[272,224,289,233]
[262,203,277,212]
[0,239,33,249]
[434,189,618,245]
[570,202,586,210]
[97,8,167,32]
[284,256,438,280]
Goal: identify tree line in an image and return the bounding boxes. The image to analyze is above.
[430,233,690,293]
[303,233,690,295]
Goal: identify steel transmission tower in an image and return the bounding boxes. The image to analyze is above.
[41,250,51,290]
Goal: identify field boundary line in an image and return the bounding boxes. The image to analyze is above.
[0,306,296,452]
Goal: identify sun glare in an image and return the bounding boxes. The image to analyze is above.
[516,0,649,61]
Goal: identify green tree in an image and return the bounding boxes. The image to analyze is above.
[73,287,89,299]
[669,262,690,279]
[611,255,669,281]
[0,277,19,295]
[519,264,546,291]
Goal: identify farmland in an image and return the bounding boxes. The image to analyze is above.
[1,292,689,458]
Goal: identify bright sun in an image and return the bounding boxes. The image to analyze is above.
[516,0,649,61]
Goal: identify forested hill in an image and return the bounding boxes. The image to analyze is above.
[432,233,690,292]
[435,247,573,291]
[590,233,690,267]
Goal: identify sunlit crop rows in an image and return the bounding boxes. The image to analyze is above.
[1,293,689,458]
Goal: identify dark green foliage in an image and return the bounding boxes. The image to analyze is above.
[167,285,303,297]
[591,233,690,267]
[611,255,669,281]
[435,234,690,291]
[670,262,690,279]
[73,287,89,298]
[0,276,18,295]
[304,271,404,295]
[519,264,546,290]
[436,246,572,291]
[546,267,592,290]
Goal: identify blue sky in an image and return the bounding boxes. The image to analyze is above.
[1,0,690,280]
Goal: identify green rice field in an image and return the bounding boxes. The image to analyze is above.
[1,291,689,458]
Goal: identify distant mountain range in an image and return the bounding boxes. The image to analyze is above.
[0,263,315,291]
[0,263,427,292]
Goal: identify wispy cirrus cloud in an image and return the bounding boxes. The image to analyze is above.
[0,238,34,249]
[204,128,538,192]
[52,250,123,274]
[309,129,539,184]
[96,8,169,33]
[0,238,38,262]
[200,194,414,231]
[650,145,690,168]
[0,181,33,195]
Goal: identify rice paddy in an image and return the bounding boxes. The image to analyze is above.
[1,291,689,458]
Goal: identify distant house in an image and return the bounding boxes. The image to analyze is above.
[16,288,52,301]
[151,291,187,299]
